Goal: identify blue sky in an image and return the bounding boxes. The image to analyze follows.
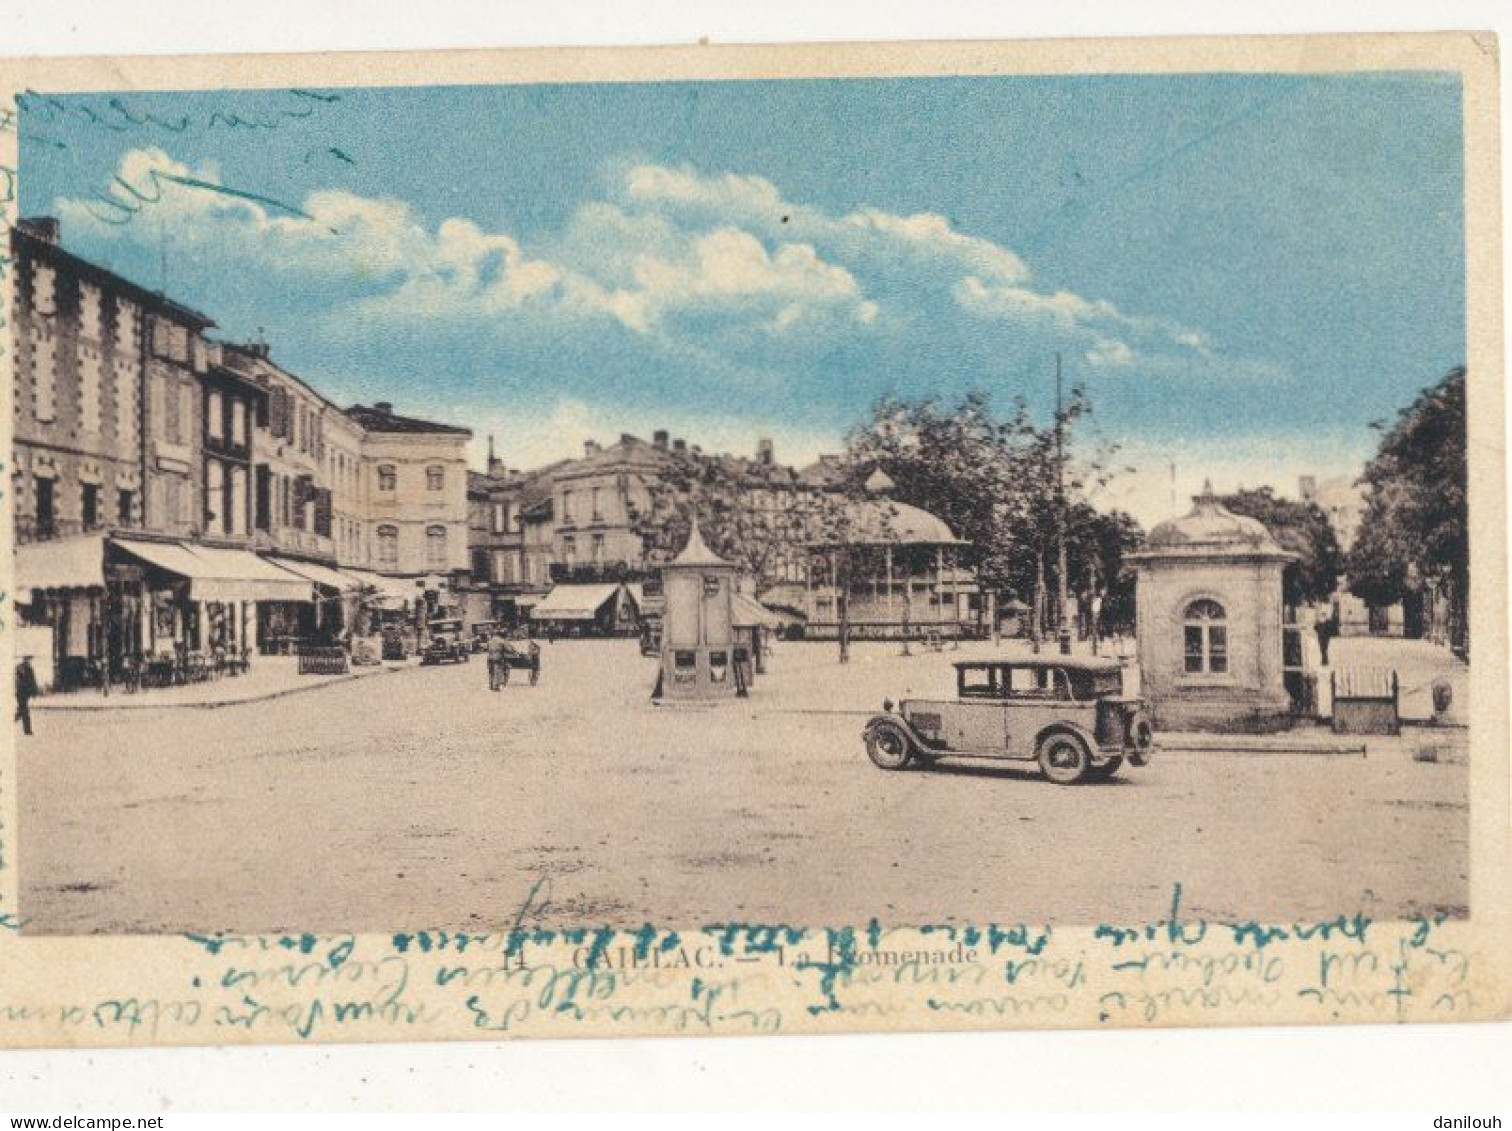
[18,73,1464,524]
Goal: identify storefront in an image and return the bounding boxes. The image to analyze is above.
[112,538,312,663]
[529,582,638,637]
[265,555,363,643]
[15,534,116,691]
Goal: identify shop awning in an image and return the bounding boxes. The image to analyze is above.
[267,556,361,592]
[16,534,106,600]
[732,593,788,628]
[114,539,311,603]
[345,570,421,607]
[529,582,621,621]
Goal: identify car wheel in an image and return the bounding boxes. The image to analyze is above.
[1087,756,1124,781]
[865,721,915,770]
[1037,732,1090,785]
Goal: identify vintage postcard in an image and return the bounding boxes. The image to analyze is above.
[0,33,1506,1048]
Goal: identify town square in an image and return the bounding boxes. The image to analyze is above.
[7,73,1475,938]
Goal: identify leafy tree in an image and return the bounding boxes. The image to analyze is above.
[1348,367,1468,643]
[845,386,1139,639]
[1218,486,1343,606]
[628,450,850,578]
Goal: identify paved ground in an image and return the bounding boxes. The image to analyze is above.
[16,638,1470,936]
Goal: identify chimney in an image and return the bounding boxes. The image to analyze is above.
[373,401,393,415]
[584,439,602,457]
[487,435,503,477]
[19,216,60,245]
[620,433,637,446]
[1299,475,1317,501]
[653,430,669,450]
[673,438,687,454]
[757,437,774,466]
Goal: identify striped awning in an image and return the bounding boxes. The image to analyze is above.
[267,555,361,592]
[15,534,107,601]
[114,539,311,603]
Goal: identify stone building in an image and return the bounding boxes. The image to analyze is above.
[10,218,311,687]
[1128,484,1296,731]
[344,402,471,585]
[10,216,215,547]
[549,434,668,578]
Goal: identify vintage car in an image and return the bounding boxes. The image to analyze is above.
[862,657,1154,784]
[419,618,471,665]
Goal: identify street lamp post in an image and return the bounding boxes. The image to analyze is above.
[1055,354,1072,656]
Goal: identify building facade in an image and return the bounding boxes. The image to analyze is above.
[11,219,476,686]
[345,402,471,580]
[1129,486,1296,731]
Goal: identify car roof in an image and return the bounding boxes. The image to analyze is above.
[953,656,1123,673]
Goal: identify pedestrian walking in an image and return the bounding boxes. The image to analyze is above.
[487,630,509,692]
[15,655,39,736]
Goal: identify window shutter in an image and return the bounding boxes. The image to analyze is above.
[314,487,333,537]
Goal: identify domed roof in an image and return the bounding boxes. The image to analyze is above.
[838,499,964,545]
[1143,482,1288,556]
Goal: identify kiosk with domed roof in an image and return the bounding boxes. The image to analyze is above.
[655,523,741,701]
[1127,482,1297,731]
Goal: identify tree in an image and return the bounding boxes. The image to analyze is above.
[845,386,1139,642]
[627,447,861,658]
[1066,503,1145,636]
[1218,486,1343,607]
[629,450,859,574]
[1348,367,1468,645]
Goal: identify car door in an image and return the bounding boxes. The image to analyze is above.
[949,701,1009,751]
[949,666,1009,752]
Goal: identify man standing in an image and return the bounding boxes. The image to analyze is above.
[15,655,39,736]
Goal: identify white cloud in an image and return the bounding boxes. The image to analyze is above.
[57,148,1282,393]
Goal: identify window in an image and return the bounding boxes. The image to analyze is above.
[591,533,604,564]
[377,525,399,567]
[35,477,55,539]
[1183,599,1229,675]
[81,483,99,530]
[491,501,507,534]
[117,489,134,526]
[231,399,247,447]
[206,459,226,534]
[178,384,193,445]
[34,334,57,422]
[959,665,998,698]
[32,262,57,316]
[425,525,448,570]
[591,485,604,521]
[562,535,576,567]
[207,389,224,441]
[426,465,445,492]
[561,489,574,524]
[377,464,397,492]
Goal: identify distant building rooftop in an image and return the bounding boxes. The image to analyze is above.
[345,402,472,436]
